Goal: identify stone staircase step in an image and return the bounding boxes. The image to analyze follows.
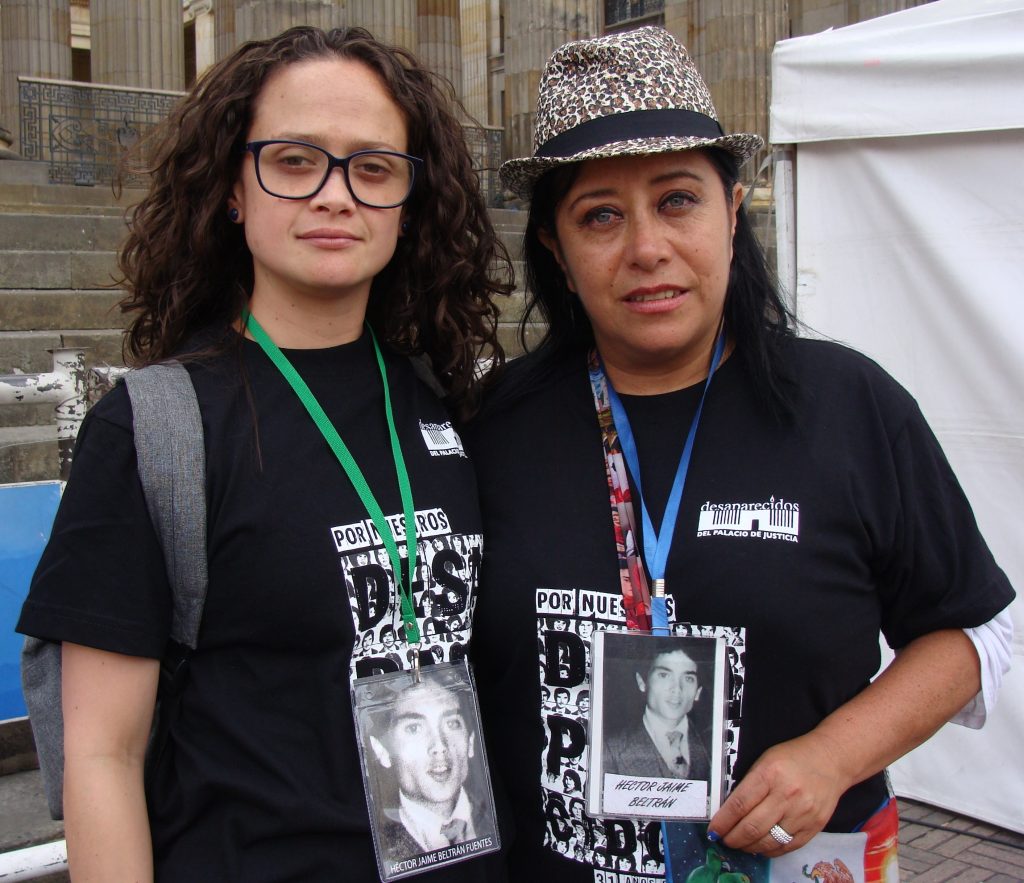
[0,716,68,880]
[0,197,128,217]
[0,157,142,206]
[0,329,126,374]
[0,252,73,290]
[0,213,128,252]
[509,259,525,289]
[497,290,528,324]
[0,250,120,290]
[0,399,57,429]
[71,251,122,290]
[0,425,59,483]
[496,226,526,259]
[488,207,527,228]
[0,290,126,332]
[0,719,37,778]
[0,159,50,187]
[498,321,545,359]
[0,767,65,860]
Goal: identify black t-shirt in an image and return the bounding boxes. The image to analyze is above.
[19,329,505,882]
[464,337,1013,883]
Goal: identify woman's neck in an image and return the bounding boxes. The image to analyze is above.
[243,289,369,349]
[599,339,735,395]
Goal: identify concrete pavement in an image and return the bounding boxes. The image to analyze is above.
[898,798,1024,882]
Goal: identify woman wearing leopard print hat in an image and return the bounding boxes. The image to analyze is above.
[465,25,1013,882]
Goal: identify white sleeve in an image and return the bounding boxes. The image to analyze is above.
[949,607,1015,729]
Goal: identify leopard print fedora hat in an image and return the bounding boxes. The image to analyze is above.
[500,26,764,200]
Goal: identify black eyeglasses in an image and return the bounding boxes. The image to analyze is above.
[244,140,422,207]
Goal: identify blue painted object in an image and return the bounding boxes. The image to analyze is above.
[0,481,62,720]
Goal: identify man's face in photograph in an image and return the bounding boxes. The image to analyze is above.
[577,692,590,715]
[373,683,473,814]
[637,649,702,727]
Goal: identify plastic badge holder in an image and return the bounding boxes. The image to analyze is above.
[352,660,500,880]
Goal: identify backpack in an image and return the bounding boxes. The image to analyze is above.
[20,361,209,820]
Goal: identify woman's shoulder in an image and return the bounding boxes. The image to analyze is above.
[785,336,907,390]
[85,376,134,431]
[782,336,920,423]
[475,345,587,423]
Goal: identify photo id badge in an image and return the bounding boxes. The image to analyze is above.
[586,630,727,821]
[352,659,501,880]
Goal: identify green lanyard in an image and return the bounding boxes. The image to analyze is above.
[245,312,420,644]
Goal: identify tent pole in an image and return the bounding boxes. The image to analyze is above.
[773,146,797,316]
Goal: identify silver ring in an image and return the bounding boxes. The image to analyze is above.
[769,824,793,846]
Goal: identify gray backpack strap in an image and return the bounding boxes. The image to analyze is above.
[20,635,64,817]
[21,362,208,821]
[125,362,208,649]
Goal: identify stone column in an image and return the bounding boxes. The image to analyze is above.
[793,0,932,37]
[487,0,504,134]
[213,1,419,72]
[90,0,184,90]
[663,0,692,41]
[0,0,72,154]
[215,0,237,61]
[219,0,350,52]
[192,0,216,79]
[504,0,599,161]
[348,0,418,52]
[460,0,489,122]
[683,0,787,170]
[418,0,461,95]
[852,0,931,20]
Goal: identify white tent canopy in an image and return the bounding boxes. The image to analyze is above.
[770,0,1024,834]
[771,0,1024,143]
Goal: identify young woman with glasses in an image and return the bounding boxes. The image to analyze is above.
[18,26,512,882]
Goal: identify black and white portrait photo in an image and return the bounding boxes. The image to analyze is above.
[588,631,726,821]
[354,663,499,880]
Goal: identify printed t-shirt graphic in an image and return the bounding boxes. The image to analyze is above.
[535,587,744,880]
[333,507,481,678]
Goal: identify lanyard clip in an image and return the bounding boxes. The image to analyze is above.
[410,644,422,684]
[650,579,670,636]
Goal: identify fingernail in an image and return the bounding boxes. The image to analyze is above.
[707,831,721,842]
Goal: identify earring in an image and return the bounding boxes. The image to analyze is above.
[401,220,409,234]
[228,207,240,223]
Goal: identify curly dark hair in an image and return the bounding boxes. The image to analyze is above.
[118,26,513,417]
[519,148,794,414]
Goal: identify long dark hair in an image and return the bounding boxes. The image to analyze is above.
[118,26,513,417]
[519,148,794,413]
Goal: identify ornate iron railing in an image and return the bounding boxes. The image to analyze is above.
[18,77,506,205]
[463,123,505,207]
[18,76,184,187]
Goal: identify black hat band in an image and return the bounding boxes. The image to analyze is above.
[535,108,725,159]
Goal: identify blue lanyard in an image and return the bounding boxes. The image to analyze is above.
[603,331,726,633]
